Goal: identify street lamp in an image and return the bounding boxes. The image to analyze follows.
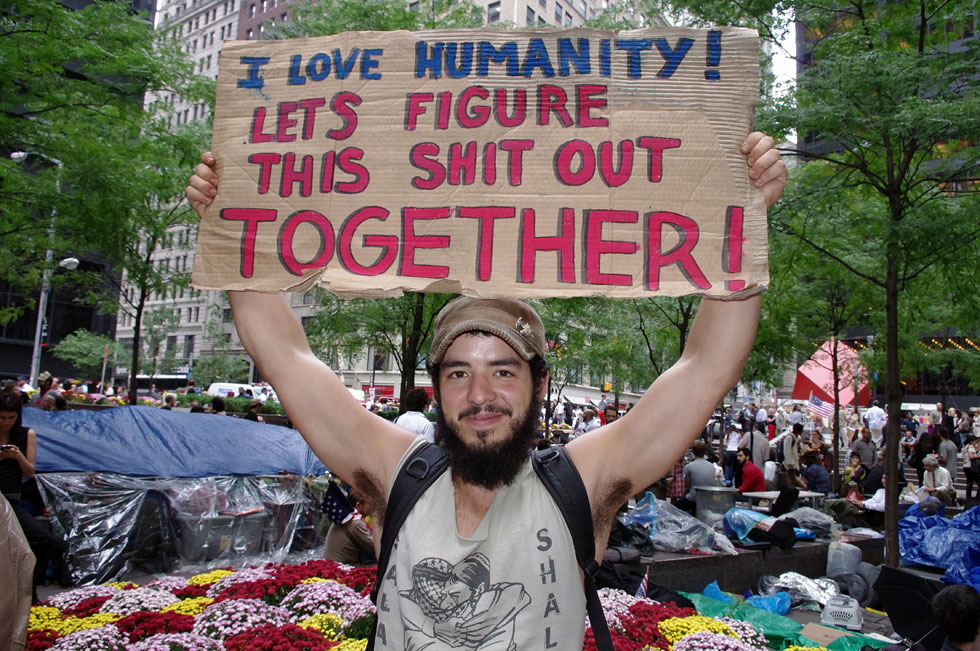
[10,151,70,388]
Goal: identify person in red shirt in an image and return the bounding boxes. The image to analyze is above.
[736,448,766,493]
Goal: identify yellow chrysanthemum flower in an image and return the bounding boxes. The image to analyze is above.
[300,576,332,584]
[299,612,344,640]
[659,615,736,646]
[162,597,214,616]
[332,639,369,651]
[28,606,63,631]
[187,569,234,585]
[786,646,830,651]
[103,581,138,590]
[50,613,122,636]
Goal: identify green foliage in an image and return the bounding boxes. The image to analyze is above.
[0,0,212,324]
[51,329,125,380]
[191,354,250,388]
[270,0,483,38]
[303,290,453,395]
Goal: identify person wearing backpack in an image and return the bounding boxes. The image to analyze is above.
[185,134,786,651]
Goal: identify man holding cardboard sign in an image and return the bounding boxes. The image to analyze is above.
[186,27,786,650]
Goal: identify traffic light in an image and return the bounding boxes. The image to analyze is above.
[602,382,611,392]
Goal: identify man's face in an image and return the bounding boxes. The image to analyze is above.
[862,429,871,442]
[605,408,618,423]
[436,333,544,489]
[737,451,747,465]
[442,578,477,608]
[40,394,56,411]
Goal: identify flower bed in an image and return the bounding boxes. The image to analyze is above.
[28,561,781,651]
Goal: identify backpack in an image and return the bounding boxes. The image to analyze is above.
[365,442,614,651]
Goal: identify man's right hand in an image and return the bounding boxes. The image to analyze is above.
[186,151,217,219]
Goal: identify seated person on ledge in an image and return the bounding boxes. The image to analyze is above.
[736,448,766,493]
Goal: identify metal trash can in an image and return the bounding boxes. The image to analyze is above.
[695,486,737,527]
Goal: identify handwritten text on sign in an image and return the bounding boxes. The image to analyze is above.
[193,28,767,298]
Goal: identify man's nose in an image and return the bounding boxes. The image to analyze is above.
[466,372,496,404]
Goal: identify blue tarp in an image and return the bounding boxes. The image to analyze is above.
[899,504,980,587]
[23,406,327,477]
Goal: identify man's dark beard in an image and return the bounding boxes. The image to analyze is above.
[437,401,540,490]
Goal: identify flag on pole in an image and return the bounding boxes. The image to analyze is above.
[635,567,649,598]
[808,393,834,419]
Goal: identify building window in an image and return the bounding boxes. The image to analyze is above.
[487,1,500,22]
[249,3,255,17]
[588,7,595,18]
[184,335,195,359]
[554,2,562,22]
[564,11,572,25]
[246,28,253,39]
[526,6,535,24]
[261,0,267,12]
[222,308,232,323]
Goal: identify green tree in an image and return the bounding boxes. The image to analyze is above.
[271,0,483,37]
[304,292,453,400]
[0,0,209,321]
[52,329,125,381]
[634,0,980,563]
[0,0,212,404]
[191,304,249,388]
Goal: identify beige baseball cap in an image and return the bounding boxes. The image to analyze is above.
[429,297,545,365]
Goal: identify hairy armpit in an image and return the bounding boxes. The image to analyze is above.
[592,477,634,550]
[351,468,387,527]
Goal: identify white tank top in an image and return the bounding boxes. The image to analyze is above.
[374,438,587,650]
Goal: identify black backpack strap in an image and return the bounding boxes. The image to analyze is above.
[366,441,450,651]
[532,446,615,651]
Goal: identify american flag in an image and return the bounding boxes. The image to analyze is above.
[635,567,649,598]
[808,394,835,419]
[320,481,355,525]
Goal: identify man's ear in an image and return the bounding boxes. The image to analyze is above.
[535,371,550,402]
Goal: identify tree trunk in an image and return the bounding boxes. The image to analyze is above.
[128,290,146,406]
[831,339,842,494]
[398,292,425,403]
[884,254,903,567]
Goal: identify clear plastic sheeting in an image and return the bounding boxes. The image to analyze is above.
[757,571,841,606]
[36,472,329,586]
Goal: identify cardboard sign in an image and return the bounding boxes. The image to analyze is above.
[193,27,767,298]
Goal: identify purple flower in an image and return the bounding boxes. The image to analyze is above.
[100,586,179,615]
[192,597,291,641]
[51,624,127,651]
[279,580,375,625]
[673,631,767,651]
[47,585,121,611]
[130,631,224,651]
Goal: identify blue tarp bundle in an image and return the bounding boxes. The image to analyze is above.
[23,406,327,477]
[899,504,980,587]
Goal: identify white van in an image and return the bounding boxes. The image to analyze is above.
[206,382,255,398]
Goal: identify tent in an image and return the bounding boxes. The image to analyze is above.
[21,406,331,584]
[791,340,870,407]
[24,405,327,477]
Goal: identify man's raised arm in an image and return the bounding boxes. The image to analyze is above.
[187,153,414,509]
[568,132,787,520]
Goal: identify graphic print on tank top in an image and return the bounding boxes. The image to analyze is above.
[394,552,530,650]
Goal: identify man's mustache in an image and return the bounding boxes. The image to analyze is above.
[457,404,513,420]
